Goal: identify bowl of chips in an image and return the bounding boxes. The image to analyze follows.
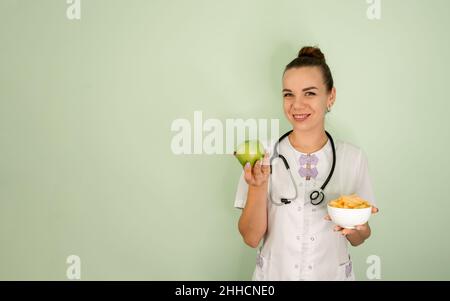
[327,194,372,229]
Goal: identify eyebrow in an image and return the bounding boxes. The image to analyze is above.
[282,86,318,93]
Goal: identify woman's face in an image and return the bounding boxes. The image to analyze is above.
[282,66,335,133]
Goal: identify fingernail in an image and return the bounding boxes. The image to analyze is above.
[245,162,250,168]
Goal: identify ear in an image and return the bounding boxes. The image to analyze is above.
[327,87,336,107]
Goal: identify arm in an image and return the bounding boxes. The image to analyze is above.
[238,153,270,248]
[238,184,268,248]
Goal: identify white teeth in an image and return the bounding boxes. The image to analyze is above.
[293,114,310,121]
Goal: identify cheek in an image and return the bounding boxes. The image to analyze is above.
[312,99,327,113]
[282,102,291,115]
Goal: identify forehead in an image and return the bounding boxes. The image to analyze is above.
[282,67,324,90]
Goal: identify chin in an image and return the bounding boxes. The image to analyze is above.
[293,125,313,132]
[290,121,317,133]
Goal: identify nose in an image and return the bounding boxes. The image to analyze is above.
[292,95,307,110]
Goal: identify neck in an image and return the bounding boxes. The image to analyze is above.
[288,127,328,154]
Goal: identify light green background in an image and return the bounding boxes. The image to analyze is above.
[1,0,449,280]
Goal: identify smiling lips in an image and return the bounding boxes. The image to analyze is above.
[292,114,311,122]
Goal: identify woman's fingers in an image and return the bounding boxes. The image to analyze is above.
[334,225,343,232]
[324,214,331,221]
[243,154,270,186]
[333,226,356,236]
[341,228,356,236]
[355,223,368,231]
[253,160,263,178]
[261,152,270,176]
[371,206,379,214]
[333,223,367,235]
[262,152,270,165]
[243,162,253,182]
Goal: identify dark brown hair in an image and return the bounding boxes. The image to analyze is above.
[284,46,334,92]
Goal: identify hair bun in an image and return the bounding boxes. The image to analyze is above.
[298,46,326,62]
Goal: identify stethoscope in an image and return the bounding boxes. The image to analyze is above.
[268,130,336,206]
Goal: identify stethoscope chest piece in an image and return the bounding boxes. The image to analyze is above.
[309,189,325,205]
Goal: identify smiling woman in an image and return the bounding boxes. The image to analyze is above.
[282,47,336,152]
[234,45,379,281]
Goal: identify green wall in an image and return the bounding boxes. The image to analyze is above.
[1,0,449,280]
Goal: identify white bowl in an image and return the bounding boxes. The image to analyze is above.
[327,204,372,229]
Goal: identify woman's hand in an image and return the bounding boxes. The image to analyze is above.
[243,152,270,188]
[324,207,379,246]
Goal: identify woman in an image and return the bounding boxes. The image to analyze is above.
[234,46,379,281]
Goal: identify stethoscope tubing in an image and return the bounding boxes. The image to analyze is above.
[268,130,336,206]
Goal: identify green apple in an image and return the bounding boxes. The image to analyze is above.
[234,140,265,167]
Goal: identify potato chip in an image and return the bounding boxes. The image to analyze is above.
[328,194,371,209]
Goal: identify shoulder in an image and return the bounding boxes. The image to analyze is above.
[334,140,371,177]
[334,140,366,158]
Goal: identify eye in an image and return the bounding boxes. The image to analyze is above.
[283,93,293,97]
[305,92,316,96]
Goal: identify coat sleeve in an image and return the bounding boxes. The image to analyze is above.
[234,170,248,209]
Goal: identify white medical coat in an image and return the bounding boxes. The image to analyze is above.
[234,136,377,281]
